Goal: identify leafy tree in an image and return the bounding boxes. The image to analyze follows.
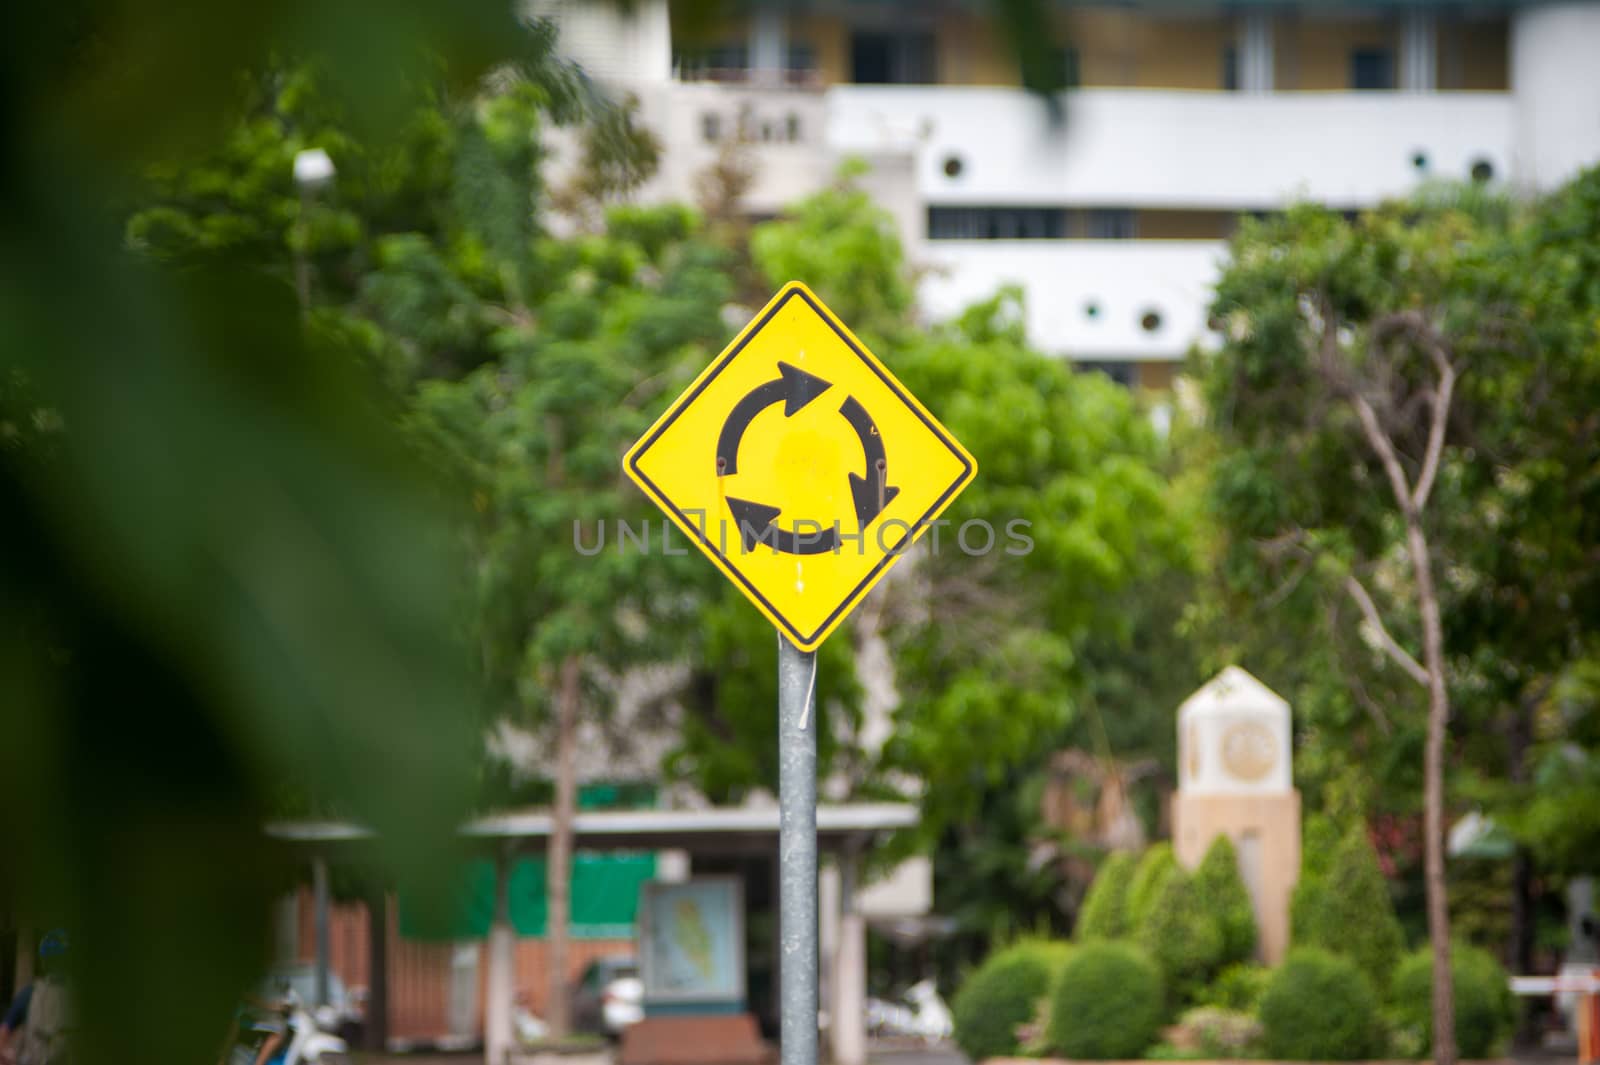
[1,4,545,1064]
[1296,824,1406,998]
[1199,191,1543,1063]
[1391,944,1517,1059]
[1194,834,1257,966]
[1076,850,1138,941]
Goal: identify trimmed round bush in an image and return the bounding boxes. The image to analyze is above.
[1260,949,1383,1060]
[1391,944,1517,1058]
[1194,834,1257,966]
[1046,941,1164,1060]
[952,939,1071,1061]
[1136,866,1225,1009]
[1127,842,1178,932]
[1077,850,1138,942]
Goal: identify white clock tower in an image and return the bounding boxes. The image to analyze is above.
[1173,666,1302,964]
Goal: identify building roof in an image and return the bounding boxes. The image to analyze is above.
[267,802,918,855]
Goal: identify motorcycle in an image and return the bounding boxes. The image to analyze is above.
[226,991,351,1065]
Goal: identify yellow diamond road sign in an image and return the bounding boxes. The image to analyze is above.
[623,281,977,651]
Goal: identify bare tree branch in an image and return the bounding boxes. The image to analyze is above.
[1344,573,1429,687]
[1413,362,1456,511]
[1351,390,1417,516]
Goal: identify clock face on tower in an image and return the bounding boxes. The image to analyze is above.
[1220,721,1278,782]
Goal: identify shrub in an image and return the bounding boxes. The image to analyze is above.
[1294,824,1405,996]
[1137,866,1225,1009]
[1260,949,1383,1060]
[1170,1006,1265,1058]
[1046,941,1164,1060]
[1193,835,1257,966]
[1390,944,1517,1058]
[1128,842,1178,932]
[1077,850,1138,941]
[1200,963,1272,1013]
[1289,814,1341,944]
[951,939,1072,1061]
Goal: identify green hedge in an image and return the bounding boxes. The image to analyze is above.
[1047,941,1164,1060]
[951,939,1071,1061]
[1391,944,1517,1058]
[1193,835,1257,966]
[1200,963,1272,1013]
[1293,824,1405,996]
[1127,842,1178,932]
[1260,949,1383,1061]
[1136,866,1224,1009]
[1076,850,1138,942]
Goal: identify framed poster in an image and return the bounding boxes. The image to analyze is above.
[638,877,746,1006]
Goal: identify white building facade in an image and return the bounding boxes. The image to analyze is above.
[539,0,1600,387]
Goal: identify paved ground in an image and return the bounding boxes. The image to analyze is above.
[353,1041,969,1065]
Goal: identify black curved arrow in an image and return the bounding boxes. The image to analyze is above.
[840,396,900,525]
[726,497,840,555]
[715,362,832,476]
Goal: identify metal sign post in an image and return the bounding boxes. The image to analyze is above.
[622,282,975,1065]
[777,636,819,1065]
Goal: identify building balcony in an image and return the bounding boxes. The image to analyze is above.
[828,86,1516,209]
[917,239,1227,362]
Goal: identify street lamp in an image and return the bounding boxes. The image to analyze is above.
[291,148,336,315]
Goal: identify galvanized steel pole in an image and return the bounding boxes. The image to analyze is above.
[778,635,819,1065]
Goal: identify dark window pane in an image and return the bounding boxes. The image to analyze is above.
[1351,48,1395,90]
[1222,44,1238,91]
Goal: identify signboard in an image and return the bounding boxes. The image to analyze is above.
[623,282,976,650]
[638,877,746,1007]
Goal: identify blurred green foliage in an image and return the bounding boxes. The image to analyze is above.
[1075,849,1136,942]
[1136,865,1225,1012]
[1293,824,1407,998]
[1260,949,1383,1061]
[1390,943,1516,1059]
[950,938,1071,1061]
[1193,834,1257,969]
[1046,941,1165,1060]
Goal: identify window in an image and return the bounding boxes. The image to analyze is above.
[1222,44,1238,91]
[674,43,750,80]
[1351,48,1396,90]
[928,207,1067,240]
[1084,209,1137,239]
[786,43,816,74]
[1076,361,1137,388]
[850,31,937,84]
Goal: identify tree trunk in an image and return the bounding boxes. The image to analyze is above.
[546,654,581,1038]
[1406,519,1457,1065]
[365,889,390,1054]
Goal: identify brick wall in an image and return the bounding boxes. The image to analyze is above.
[292,889,633,1042]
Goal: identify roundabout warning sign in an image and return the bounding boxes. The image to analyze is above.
[623,281,976,650]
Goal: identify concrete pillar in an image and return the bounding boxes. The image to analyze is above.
[750,2,787,85]
[1239,10,1275,94]
[1400,7,1438,92]
[484,854,516,1065]
[831,853,867,1065]
[1512,2,1600,193]
[312,857,331,1008]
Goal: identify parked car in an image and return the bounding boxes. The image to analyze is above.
[571,956,643,1037]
